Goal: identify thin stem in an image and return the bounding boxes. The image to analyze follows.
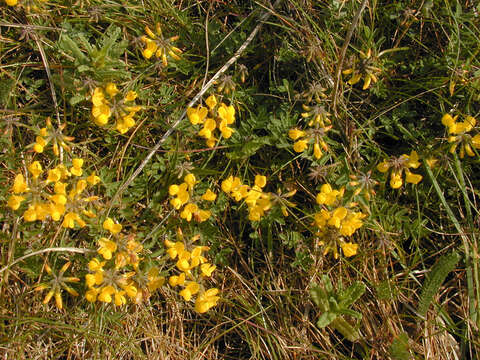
[0,247,93,275]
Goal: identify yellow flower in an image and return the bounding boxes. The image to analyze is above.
[49,203,65,221]
[125,91,138,102]
[28,161,43,179]
[91,85,140,133]
[288,128,306,140]
[98,285,116,303]
[114,290,127,306]
[190,246,208,268]
[441,113,455,128]
[195,209,211,222]
[472,134,480,149]
[33,136,47,153]
[105,83,119,97]
[70,158,84,177]
[7,195,25,210]
[217,103,235,124]
[195,288,220,313]
[166,241,185,259]
[180,203,198,222]
[377,151,422,188]
[293,140,308,152]
[54,181,67,195]
[405,170,422,184]
[198,118,216,140]
[169,272,186,286]
[142,38,157,59]
[88,258,105,272]
[92,104,111,126]
[87,171,101,185]
[176,251,192,271]
[201,189,217,201]
[85,288,99,302]
[103,217,122,234]
[254,175,267,188]
[200,263,216,277]
[24,203,49,222]
[98,238,117,260]
[219,119,234,138]
[187,105,208,125]
[179,281,200,301]
[313,143,322,159]
[205,94,217,109]
[141,23,182,66]
[328,207,347,228]
[376,160,390,173]
[389,172,403,189]
[169,183,189,209]
[5,0,18,5]
[340,242,358,257]
[316,184,343,206]
[406,150,421,169]
[147,267,165,292]
[50,194,67,205]
[339,211,366,236]
[85,272,103,288]
[13,174,29,193]
[62,212,86,228]
[46,168,62,183]
[184,173,196,189]
[92,87,105,106]
[123,284,138,299]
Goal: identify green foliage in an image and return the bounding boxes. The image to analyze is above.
[1,0,480,357]
[417,251,461,317]
[56,22,130,104]
[310,275,366,342]
[389,332,411,360]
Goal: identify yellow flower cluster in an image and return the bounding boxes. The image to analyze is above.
[289,104,332,160]
[31,117,74,156]
[314,184,366,258]
[441,113,480,158]
[91,83,141,134]
[169,173,216,222]
[221,174,272,221]
[187,94,236,147]
[376,150,422,189]
[4,0,17,5]
[35,262,80,310]
[141,23,182,66]
[165,231,219,313]
[342,48,381,90]
[85,220,164,305]
[7,159,100,228]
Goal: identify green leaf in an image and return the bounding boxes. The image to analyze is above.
[338,281,366,308]
[310,285,329,312]
[389,332,411,360]
[337,308,362,320]
[322,275,333,293]
[69,94,85,106]
[316,312,337,328]
[331,317,361,342]
[77,65,91,73]
[227,137,271,160]
[417,251,461,316]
